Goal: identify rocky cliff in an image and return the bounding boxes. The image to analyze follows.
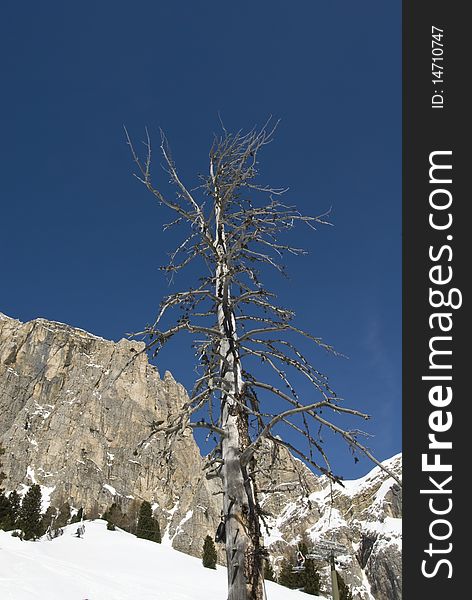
[0,312,401,599]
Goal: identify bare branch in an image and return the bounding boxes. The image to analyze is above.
[127,121,401,600]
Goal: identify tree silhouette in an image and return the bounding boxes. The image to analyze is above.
[125,122,401,600]
[136,500,161,543]
[18,484,42,540]
[0,444,11,530]
[202,534,218,569]
[263,560,276,582]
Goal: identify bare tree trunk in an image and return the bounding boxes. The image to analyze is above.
[126,123,402,599]
[216,209,263,600]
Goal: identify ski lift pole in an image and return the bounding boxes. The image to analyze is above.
[306,538,347,599]
[329,553,340,600]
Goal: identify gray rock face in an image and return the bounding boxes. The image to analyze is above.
[0,312,220,558]
[0,312,401,599]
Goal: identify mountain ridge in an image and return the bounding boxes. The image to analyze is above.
[0,312,401,599]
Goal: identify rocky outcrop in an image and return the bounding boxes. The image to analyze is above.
[0,312,401,599]
[0,312,221,558]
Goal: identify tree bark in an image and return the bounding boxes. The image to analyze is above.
[215,208,264,600]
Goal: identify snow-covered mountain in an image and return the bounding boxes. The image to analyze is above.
[0,313,402,599]
[261,453,402,600]
[0,520,324,600]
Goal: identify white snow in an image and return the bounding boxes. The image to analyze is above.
[37,468,54,479]
[34,318,107,342]
[14,469,57,513]
[340,453,402,498]
[0,520,321,600]
[258,454,402,600]
[40,486,56,512]
[170,510,193,543]
[32,402,54,419]
[361,516,402,549]
[26,466,37,484]
[166,501,180,518]
[103,484,117,496]
[161,500,180,544]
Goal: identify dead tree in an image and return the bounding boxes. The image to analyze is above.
[125,122,401,600]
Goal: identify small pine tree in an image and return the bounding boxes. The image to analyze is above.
[0,444,6,489]
[136,501,161,543]
[0,444,8,530]
[55,502,71,528]
[293,539,320,595]
[0,493,10,530]
[202,535,217,569]
[278,559,302,590]
[18,484,43,540]
[123,498,140,534]
[102,502,129,530]
[337,572,353,600]
[0,490,21,531]
[278,543,321,594]
[8,491,21,529]
[303,558,321,595]
[264,560,276,582]
[40,506,57,536]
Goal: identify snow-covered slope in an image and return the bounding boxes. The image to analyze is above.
[261,454,402,600]
[0,314,401,599]
[0,520,326,600]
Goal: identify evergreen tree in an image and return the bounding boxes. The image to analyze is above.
[8,490,21,529]
[40,506,56,536]
[337,572,353,600]
[0,493,11,530]
[264,560,276,582]
[122,498,140,534]
[0,443,8,530]
[102,502,127,530]
[278,544,321,595]
[0,445,19,531]
[54,502,71,528]
[0,443,6,489]
[303,558,321,595]
[202,534,217,569]
[278,559,302,590]
[18,484,42,540]
[298,541,320,596]
[136,501,161,542]
[0,490,21,531]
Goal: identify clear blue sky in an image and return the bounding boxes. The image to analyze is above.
[0,1,401,479]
